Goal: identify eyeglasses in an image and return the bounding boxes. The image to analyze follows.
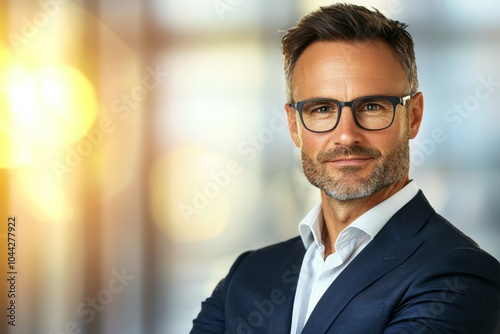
[290,95,412,133]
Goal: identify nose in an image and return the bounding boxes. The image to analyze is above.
[332,106,362,146]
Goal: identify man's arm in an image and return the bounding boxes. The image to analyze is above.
[385,247,500,334]
[190,251,251,334]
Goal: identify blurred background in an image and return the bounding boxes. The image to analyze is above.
[0,0,499,333]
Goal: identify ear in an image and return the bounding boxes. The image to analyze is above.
[408,92,424,139]
[285,103,301,147]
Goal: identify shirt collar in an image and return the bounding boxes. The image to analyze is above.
[298,180,419,249]
[298,202,323,248]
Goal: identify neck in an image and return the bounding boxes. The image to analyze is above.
[320,175,410,257]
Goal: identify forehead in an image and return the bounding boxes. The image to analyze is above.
[291,39,406,100]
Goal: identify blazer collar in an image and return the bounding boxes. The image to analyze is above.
[301,191,435,334]
[267,237,306,334]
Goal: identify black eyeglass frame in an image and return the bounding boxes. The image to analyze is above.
[290,95,412,133]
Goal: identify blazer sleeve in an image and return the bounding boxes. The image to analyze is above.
[190,251,251,334]
[384,247,500,334]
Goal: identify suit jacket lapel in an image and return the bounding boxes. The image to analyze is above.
[267,237,306,334]
[301,191,435,334]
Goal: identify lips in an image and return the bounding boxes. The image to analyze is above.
[318,146,381,164]
[330,156,372,162]
[327,156,374,166]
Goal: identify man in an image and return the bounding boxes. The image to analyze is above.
[191,4,500,333]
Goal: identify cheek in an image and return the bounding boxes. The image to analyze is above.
[380,112,409,140]
[376,125,408,155]
[299,131,330,155]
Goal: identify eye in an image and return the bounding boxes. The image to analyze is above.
[302,101,338,115]
[314,105,334,113]
[355,99,392,113]
[363,103,382,112]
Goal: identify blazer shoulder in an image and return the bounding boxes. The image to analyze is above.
[421,212,492,254]
[224,236,305,291]
[413,211,500,295]
[236,236,304,269]
[246,236,303,256]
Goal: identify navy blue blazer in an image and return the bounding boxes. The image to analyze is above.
[191,191,500,333]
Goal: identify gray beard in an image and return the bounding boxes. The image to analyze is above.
[301,135,409,201]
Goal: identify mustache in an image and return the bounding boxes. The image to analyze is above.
[317,145,381,162]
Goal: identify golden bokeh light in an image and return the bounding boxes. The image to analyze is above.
[0,50,98,168]
[14,166,74,224]
[150,146,234,242]
[0,44,34,167]
[12,64,98,148]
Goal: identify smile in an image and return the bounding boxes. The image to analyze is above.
[327,156,374,167]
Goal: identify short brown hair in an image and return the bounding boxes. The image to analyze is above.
[281,3,418,102]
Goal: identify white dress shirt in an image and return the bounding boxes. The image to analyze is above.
[290,181,419,334]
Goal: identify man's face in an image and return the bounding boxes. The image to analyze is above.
[285,39,423,201]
